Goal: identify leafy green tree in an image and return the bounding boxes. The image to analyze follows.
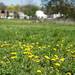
[6,5,20,12]
[21,5,39,16]
[46,0,65,13]
[45,0,75,19]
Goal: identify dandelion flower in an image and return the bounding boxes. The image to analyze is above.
[25,47,31,51]
[34,56,39,59]
[28,55,34,59]
[51,58,56,61]
[54,55,58,58]
[44,55,50,60]
[54,63,60,67]
[37,70,42,73]
[60,58,65,62]
[11,56,17,59]
[10,52,17,55]
[23,52,32,55]
[53,48,57,51]
[34,59,40,63]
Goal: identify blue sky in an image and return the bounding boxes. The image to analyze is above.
[0,0,41,6]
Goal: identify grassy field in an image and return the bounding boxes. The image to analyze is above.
[0,19,75,75]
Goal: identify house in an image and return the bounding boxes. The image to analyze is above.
[0,10,8,18]
[48,13,64,20]
[0,10,29,19]
[0,10,16,19]
[7,11,15,19]
[18,12,29,19]
[35,10,47,19]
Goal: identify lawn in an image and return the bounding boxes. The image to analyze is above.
[0,19,75,75]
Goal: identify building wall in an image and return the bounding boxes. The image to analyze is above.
[0,10,15,19]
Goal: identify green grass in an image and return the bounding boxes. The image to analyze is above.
[0,19,75,75]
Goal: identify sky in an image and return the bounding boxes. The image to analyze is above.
[0,0,41,6]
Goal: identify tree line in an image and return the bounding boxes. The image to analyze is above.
[42,0,75,19]
[0,0,75,19]
[0,2,39,16]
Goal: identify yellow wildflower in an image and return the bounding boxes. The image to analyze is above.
[10,52,17,55]
[44,55,50,60]
[37,70,42,73]
[60,58,65,62]
[34,59,40,63]
[51,55,59,61]
[51,58,56,61]
[11,56,17,59]
[23,52,32,55]
[54,63,60,67]
[53,48,57,51]
[54,55,58,58]
[34,56,39,59]
[28,55,34,59]
[25,47,31,51]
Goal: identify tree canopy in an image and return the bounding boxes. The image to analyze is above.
[21,5,39,16]
[41,0,75,19]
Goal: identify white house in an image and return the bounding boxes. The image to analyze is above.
[7,12,15,19]
[18,12,29,19]
[35,10,47,19]
[0,10,7,19]
[53,12,63,19]
[48,12,64,19]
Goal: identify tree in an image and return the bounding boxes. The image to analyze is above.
[6,5,20,12]
[46,0,75,19]
[40,0,50,11]
[21,5,39,16]
[46,0,65,13]
[41,0,49,6]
